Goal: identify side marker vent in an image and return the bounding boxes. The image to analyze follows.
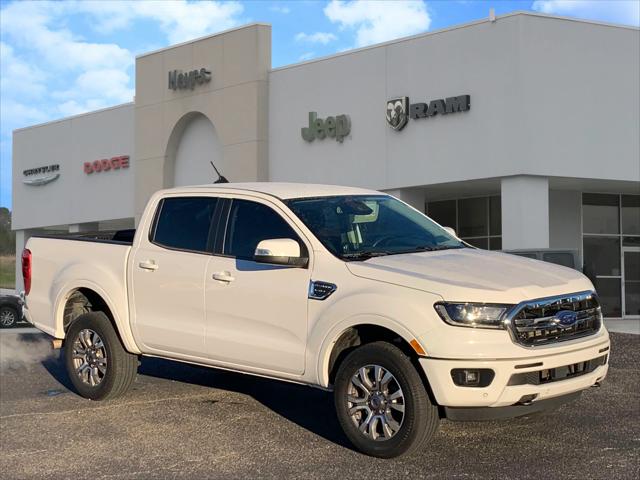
[309,281,337,300]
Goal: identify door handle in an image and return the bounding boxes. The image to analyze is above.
[138,260,159,271]
[212,271,235,283]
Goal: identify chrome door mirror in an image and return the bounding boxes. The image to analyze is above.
[254,238,308,267]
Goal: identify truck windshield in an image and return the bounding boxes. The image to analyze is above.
[285,195,466,260]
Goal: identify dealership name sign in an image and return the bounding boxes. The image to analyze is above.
[386,95,470,131]
[168,68,211,90]
[301,112,351,143]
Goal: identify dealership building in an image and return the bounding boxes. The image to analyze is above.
[11,12,640,319]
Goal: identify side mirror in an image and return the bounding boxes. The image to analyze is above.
[254,238,308,268]
[443,226,457,237]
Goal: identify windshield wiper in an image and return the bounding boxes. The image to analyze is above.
[404,244,467,253]
[341,250,393,261]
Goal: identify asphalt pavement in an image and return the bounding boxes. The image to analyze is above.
[1,329,638,480]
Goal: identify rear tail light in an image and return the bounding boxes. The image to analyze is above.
[21,249,32,295]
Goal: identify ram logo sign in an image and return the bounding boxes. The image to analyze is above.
[386,97,409,131]
[386,94,471,131]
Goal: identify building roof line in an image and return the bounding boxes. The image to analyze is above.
[136,22,271,59]
[270,10,639,73]
[12,102,134,134]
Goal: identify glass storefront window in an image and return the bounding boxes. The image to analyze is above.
[622,195,640,235]
[458,198,488,237]
[583,236,621,277]
[426,195,501,251]
[594,278,622,317]
[582,193,619,234]
[463,237,488,249]
[489,196,501,236]
[624,251,640,316]
[623,236,640,247]
[427,200,456,229]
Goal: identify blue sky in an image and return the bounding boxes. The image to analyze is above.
[1,0,639,209]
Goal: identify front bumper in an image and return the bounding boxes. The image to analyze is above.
[419,338,610,408]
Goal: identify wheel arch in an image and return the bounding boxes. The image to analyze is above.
[317,316,427,389]
[54,283,140,354]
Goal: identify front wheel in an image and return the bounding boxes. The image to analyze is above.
[64,312,138,400]
[334,342,439,458]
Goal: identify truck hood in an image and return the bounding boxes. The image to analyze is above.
[345,248,593,304]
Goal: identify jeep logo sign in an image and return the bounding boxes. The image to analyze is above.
[301,112,351,143]
[168,68,211,91]
[386,95,470,130]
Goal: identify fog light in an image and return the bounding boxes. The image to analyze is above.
[464,370,479,385]
[451,368,495,387]
[517,394,538,405]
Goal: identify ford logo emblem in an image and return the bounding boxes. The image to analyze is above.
[553,310,579,327]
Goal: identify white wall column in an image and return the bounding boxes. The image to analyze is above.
[384,188,427,213]
[501,176,549,250]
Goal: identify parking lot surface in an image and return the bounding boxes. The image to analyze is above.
[1,330,638,480]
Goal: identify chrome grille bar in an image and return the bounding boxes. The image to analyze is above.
[506,291,602,347]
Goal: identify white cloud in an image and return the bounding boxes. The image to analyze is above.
[270,5,291,15]
[0,2,133,72]
[0,42,47,99]
[324,0,431,47]
[295,32,338,44]
[68,0,245,43]
[532,0,640,26]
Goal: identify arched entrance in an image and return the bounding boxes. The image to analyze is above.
[164,112,223,187]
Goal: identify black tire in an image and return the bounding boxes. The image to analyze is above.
[64,312,138,400]
[334,341,439,458]
[0,305,18,328]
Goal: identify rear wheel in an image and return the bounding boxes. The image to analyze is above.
[334,341,439,458]
[0,306,18,328]
[64,312,138,400]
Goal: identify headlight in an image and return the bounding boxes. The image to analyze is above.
[434,302,513,329]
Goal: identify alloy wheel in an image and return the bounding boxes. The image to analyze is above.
[347,364,405,441]
[0,308,16,327]
[71,329,108,386]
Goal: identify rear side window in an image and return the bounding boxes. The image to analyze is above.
[224,199,299,259]
[152,197,218,253]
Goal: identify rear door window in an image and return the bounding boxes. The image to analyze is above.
[152,197,218,253]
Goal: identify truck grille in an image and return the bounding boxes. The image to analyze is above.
[508,291,602,347]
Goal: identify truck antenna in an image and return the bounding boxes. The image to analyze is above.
[210,161,229,184]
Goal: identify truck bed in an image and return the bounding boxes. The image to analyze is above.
[24,235,133,339]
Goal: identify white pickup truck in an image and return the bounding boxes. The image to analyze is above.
[23,183,610,458]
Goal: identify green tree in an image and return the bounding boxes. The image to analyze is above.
[0,208,16,255]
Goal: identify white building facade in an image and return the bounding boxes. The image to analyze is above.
[11,13,640,319]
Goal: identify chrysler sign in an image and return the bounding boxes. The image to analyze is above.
[386,94,470,131]
[23,164,60,186]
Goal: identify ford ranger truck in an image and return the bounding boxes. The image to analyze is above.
[22,183,610,458]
